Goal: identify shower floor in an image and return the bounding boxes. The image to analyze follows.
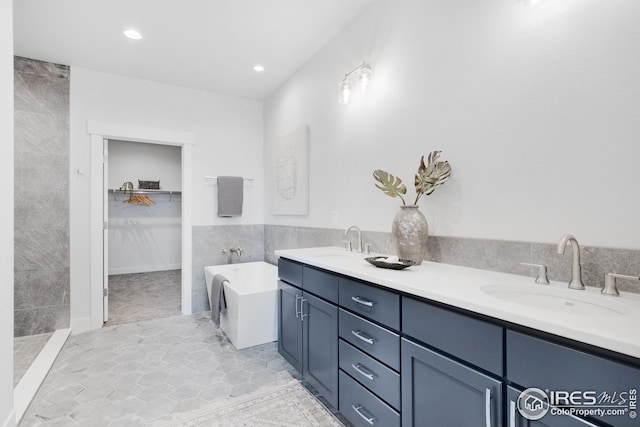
[13,332,53,387]
[104,269,182,327]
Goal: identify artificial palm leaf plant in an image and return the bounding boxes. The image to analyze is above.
[373,150,452,205]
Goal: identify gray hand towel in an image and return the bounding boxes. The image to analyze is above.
[217,176,244,217]
[210,274,228,327]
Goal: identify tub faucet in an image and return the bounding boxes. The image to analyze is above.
[344,225,363,253]
[556,234,585,290]
[230,247,243,257]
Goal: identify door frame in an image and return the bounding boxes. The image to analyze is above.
[88,121,194,330]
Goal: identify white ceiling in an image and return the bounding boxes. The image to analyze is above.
[13,0,375,100]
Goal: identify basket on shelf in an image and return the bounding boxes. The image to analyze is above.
[138,180,160,190]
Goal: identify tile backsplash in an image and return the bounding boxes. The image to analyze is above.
[191,224,264,313]
[263,225,640,293]
[192,224,640,314]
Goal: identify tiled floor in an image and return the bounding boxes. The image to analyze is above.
[105,270,181,327]
[14,333,54,386]
[20,313,303,426]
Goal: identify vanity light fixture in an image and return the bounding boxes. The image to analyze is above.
[338,62,372,104]
[123,28,143,40]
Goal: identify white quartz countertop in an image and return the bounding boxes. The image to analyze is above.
[275,246,640,360]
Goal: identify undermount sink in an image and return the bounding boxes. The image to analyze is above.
[481,284,632,316]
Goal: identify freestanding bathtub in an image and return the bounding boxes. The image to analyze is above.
[204,262,278,350]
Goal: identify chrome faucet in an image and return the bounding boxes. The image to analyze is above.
[344,225,363,253]
[556,234,585,290]
[230,247,243,256]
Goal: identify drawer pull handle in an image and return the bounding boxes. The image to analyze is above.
[485,388,492,427]
[509,400,516,427]
[351,295,374,307]
[300,298,308,321]
[295,294,302,319]
[351,330,375,345]
[351,363,375,381]
[352,405,376,425]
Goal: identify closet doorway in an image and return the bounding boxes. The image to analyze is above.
[103,140,183,326]
[88,122,193,331]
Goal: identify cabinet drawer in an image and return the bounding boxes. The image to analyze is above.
[402,296,503,375]
[339,278,400,330]
[303,266,338,303]
[339,309,400,371]
[278,258,302,287]
[507,330,640,427]
[339,340,400,411]
[339,370,400,427]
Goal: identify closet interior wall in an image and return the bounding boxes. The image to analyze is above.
[107,140,182,275]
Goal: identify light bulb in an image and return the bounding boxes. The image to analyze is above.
[359,64,372,92]
[521,0,545,6]
[339,79,350,104]
[123,28,142,40]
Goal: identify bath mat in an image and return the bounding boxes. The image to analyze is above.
[155,379,343,427]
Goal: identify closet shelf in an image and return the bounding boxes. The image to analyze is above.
[108,189,182,194]
[109,189,182,202]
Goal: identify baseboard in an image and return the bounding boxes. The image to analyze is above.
[108,263,182,275]
[1,410,15,427]
[70,317,92,334]
[14,328,71,423]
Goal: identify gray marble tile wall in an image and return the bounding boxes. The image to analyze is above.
[264,225,342,265]
[191,225,265,313]
[263,225,640,294]
[14,57,70,337]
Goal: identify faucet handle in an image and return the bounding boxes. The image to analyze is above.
[602,273,640,296]
[364,243,374,255]
[520,263,550,284]
[341,240,353,252]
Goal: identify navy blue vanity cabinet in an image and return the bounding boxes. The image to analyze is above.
[302,291,339,408]
[506,386,599,427]
[277,280,303,372]
[401,296,504,427]
[279,256,639,427]
[277,258,339,408]
[507,330,640,427]
[401,338,503,427]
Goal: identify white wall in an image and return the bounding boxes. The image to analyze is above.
[108,140,182,274]
[264,0,640,250]
[1,1,15,425]
[70,68,263,327]
[108,140,182,190]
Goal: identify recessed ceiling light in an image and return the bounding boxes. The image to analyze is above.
[123,28,142,40]
[254,65,265,72]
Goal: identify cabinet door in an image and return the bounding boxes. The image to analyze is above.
[401,338,503,427]
[302,292,339,408]
[277,281,303,372]
[506,387,600,427]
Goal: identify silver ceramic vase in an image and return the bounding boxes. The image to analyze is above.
[392,205,428,265]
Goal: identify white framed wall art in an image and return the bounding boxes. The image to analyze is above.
[272,125,309,215]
